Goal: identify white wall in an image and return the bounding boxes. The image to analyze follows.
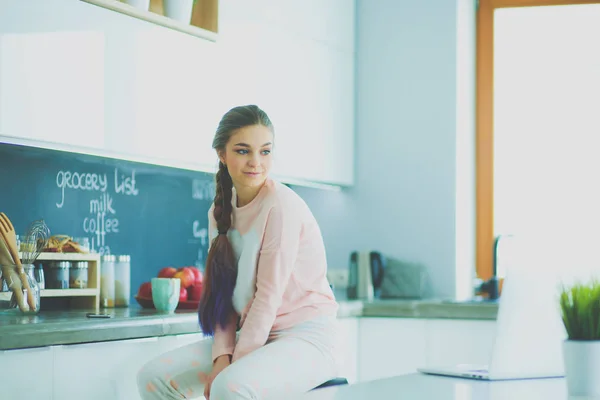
[295,0,476,299]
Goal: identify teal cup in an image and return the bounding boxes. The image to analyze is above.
[151,277,180,313]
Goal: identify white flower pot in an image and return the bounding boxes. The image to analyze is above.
[163,0,195,24]
[563,340,600,397]
[123,0,150,11]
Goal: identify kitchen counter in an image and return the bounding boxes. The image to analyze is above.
[297,373,567,400]
[0,307,201,350]
[361,298,498,320]
[0,297,497,351]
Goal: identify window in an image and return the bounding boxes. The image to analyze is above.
[476,0,600,280]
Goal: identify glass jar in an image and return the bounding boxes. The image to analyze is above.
[0,264,41,314]
[100,255,116,308]
[45,261,70,289]
[70,261,89,289]
[114,255,131,307]
[73,237,91,253]
[34,262,45,290]
[19,235,36,253]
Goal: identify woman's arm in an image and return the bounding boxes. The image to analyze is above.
[232,206,301,362]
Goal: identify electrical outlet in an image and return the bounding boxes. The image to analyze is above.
[327,268,349,289]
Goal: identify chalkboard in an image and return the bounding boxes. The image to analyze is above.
[0,143,215,304]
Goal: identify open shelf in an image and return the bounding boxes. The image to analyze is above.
[41,288,99,297]
[81,0,219,42]
[0,289,98,301]
[0,253,103,308]
[20,252,100,262]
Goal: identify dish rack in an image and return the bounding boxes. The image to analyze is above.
[0,252,101,309]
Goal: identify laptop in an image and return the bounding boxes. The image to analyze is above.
[418,252,567,381]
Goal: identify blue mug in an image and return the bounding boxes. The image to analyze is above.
[151,278,180,313]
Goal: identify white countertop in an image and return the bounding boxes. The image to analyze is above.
[297,373,569,400]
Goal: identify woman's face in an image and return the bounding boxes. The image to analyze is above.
[219,124,274,190]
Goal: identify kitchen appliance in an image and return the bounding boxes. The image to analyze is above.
[379,258,430,299]
[347,250,385,300]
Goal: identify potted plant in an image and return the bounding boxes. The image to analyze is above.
[163,0,196,24]
[560,279,600,397]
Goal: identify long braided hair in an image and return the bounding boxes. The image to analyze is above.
[198,105,273,336]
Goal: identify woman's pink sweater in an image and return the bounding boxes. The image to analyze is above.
[208,178,338,363]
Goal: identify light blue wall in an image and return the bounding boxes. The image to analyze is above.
[294,0,476,299]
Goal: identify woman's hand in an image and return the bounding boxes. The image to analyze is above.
[204,355,231,399]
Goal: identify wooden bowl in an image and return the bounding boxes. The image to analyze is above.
[177,299,200,310]
[134,295,200,310]
[134,295,155,309]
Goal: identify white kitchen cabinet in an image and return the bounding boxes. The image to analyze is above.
[425,319,497,368]
[0,0,356,186]
[221,0,355,54]
[125,26,221,172]
[335,317,359,384]
[247,26,355,186]
[357,318,427,383]
[53,336,167,400]
[121,0,356,185]
[0,346,54,400]
[270,0,356,53]
[51,333,209,400]
[135,0,357,186]
[0,1,105,151]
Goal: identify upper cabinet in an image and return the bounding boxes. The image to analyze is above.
[247,27,355,186]
[81,0,219,41]
[0,0,107,150]
[122,28,221,173]
[217,0,356,186]
[219,0,354,53]
[0,0,356,187]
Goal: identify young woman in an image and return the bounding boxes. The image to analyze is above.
[137,105,340,400]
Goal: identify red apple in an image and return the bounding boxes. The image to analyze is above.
[158,266,177,278]
[188,282,203,301]
[174,267,195,288]
[138,282,152,298]
[179,286,188,303]
[188,267,203,284]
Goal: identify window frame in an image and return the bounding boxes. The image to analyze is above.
[475,0,600,280]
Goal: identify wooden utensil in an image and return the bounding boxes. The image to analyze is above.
[0,213,36,311]
[0,234,26,312]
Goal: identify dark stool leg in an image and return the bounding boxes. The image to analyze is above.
[310,377,349,391]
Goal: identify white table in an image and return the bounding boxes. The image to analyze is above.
[297,373,570,400]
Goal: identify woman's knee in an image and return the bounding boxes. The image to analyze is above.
[137,361,171,399]
[137,366,159,398]
[210,368,258,400]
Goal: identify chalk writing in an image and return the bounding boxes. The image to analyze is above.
[192,177,213,270]
[193,221,209,270]
[115,169,139,196]
[56,170,107,208]
[195,247,204,269]
[192,179,215,200]
[192,221,208,242]
[55,167,139,254]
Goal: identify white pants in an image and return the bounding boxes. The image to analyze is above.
[137,316,340,400]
